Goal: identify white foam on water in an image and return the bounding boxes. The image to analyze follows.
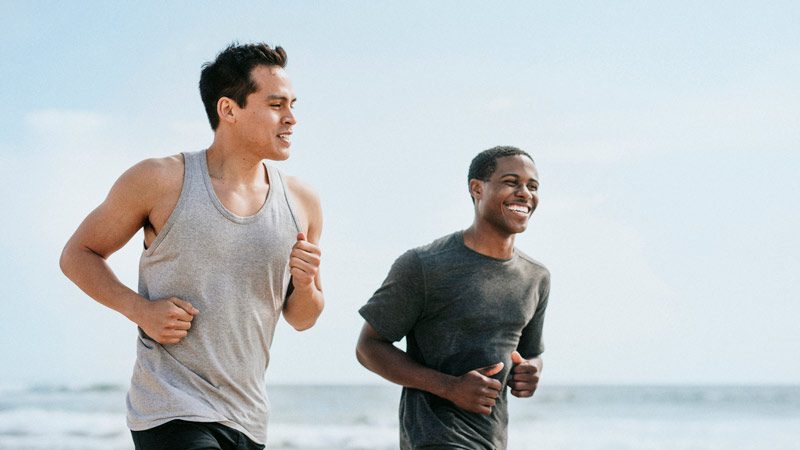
[509,416,800,450]
[0,434,132,450]
[2,385,798,449]
[268,423,398,450]
[0,408,131,450]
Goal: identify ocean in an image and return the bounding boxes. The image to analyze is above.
[0,384,798,449]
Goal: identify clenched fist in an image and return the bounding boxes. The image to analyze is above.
[289,232,321,289]
[444,362,505,415]
[508,351,541,398]
[136,297,198,345]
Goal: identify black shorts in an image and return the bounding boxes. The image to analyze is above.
[131,420,265,450]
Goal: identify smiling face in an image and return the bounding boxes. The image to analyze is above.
[231,65,297,160]
[470,155,539,236]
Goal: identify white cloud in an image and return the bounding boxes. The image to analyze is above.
[25,109,108,132]
[498,88,799,164]
[544,193,609,215]
[24,109,111,150]
[488,96,517,112]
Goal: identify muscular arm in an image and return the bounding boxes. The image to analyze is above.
[59,156,197,344]
[356,322,503,415]
[282,177,324,331]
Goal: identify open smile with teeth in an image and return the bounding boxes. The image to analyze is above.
[506,204,531,216]
[277,133,292,144]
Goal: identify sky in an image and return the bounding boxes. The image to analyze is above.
[1,1,798,387]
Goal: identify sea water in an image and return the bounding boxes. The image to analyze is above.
[1,384,798,449]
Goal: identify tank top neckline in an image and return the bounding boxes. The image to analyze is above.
[199,149,276,224]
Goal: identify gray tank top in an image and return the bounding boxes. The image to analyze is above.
[127,149,300,444]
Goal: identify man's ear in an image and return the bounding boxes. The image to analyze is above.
[469,179,483,201]
[217,97,237,125]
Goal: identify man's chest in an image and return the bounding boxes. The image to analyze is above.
[421,266,539,332]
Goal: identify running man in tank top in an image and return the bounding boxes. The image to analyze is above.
[357,146,550,450]
[60,43,324,450]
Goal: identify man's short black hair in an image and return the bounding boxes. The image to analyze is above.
[199,42,288,130]
[468,145,535,182]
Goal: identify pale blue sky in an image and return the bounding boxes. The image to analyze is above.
[1,1,798,386]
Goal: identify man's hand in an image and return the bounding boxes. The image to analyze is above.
[135,297,198,345]
[508,351,541,398]
[289,232,321,289]
[444,362,504,415]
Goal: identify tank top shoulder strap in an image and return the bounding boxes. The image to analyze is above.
[182,150,204,184]
[143,150,200,255]
[177,150,207,202]
[265,163,301,233]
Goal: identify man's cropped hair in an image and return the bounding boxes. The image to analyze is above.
[468,145,534,182]
[199,42,288,130]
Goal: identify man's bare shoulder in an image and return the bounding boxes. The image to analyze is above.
[284,175,322,237]
[124,154,184,185]
[284,175,321,210]
[116,154,184,199]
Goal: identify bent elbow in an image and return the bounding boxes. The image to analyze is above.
[290,316,318,332]
[355,347,367,368]
[286,306,322,331]
[59,244,74,279]
[285,299,323,332]
[355,341,374,370]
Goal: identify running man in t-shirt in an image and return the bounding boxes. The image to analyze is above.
[357,146,550,450]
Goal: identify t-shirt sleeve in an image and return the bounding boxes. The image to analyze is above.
[358,249,426,342]
[517,271,550,358]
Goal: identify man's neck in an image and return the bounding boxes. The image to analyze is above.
[462,224,515,260]
[206,139,266,187]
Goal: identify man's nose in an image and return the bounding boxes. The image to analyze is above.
[516,185,534,199]
[284,108,297,125]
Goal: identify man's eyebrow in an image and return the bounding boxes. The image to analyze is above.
[267,95,297,102]
[500,173,538,183]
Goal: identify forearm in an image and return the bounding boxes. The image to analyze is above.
[356,335,454,399]
[283,284,324,331]
[60,242,147,322]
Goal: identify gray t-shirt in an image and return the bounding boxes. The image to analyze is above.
[359,231,550,450]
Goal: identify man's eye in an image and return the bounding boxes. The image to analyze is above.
[504,181,517,186]
[528,185,538,191]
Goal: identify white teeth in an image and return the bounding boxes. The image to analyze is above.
[507,205,529,214]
